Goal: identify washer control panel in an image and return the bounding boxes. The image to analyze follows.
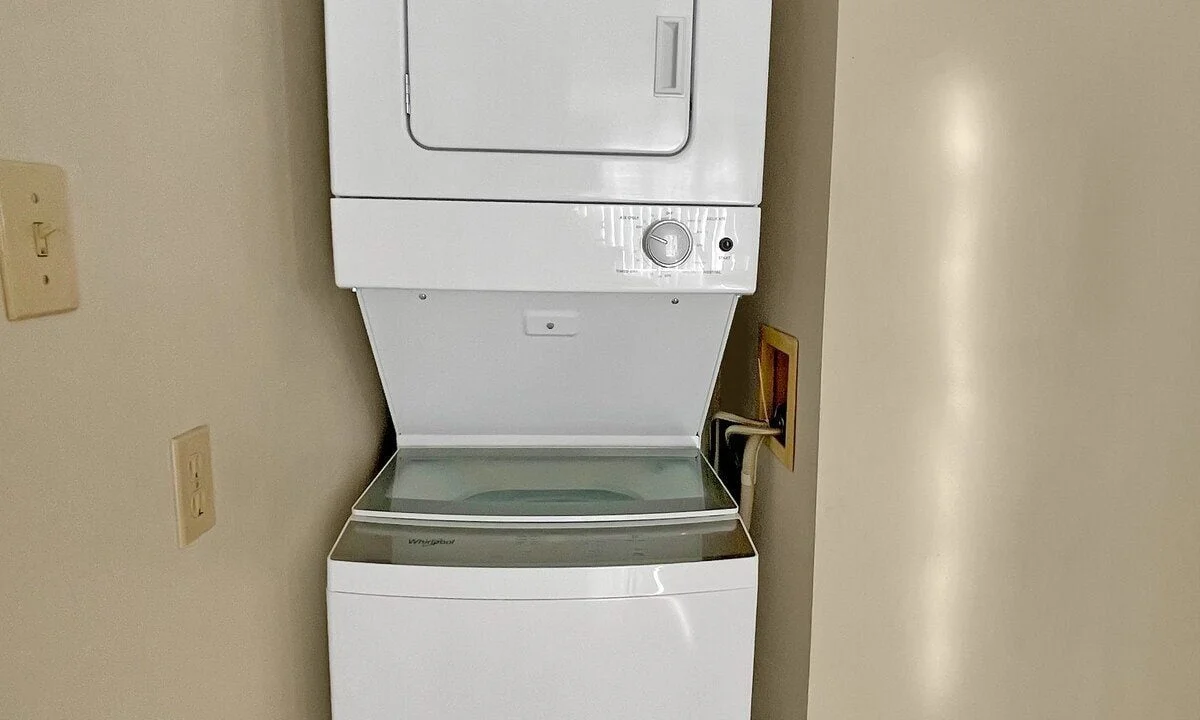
[642,219,694,268]
[333,199,758,292]
[593,206,748,278]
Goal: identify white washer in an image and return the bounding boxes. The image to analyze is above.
[328,451,757,720]
[328,521,755,719]
[323,1,773,718]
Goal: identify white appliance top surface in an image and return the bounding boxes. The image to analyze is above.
[352,448,737,523]
[330,517,754,571]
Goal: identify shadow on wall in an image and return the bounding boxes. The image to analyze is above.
[280,0,395,460]
[271,0,395,708]
[716,0,839,718]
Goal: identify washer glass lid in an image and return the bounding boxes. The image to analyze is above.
[332,518,753,570]
[352,448,737,523]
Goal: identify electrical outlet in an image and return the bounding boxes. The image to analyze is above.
[0,160,80,320]
[759,325,799,471]
[171,426,216,546]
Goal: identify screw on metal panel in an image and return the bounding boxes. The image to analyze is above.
[42,275,50,285]
[546,322,555,330]
[418,293,427,300]
[30,193,39,204]
[671,298,680,305]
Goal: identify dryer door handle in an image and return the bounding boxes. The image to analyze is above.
[654,16,691,97]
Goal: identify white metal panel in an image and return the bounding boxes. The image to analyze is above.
[328,554,757,600]
[324,0,772,203]
[327,518,757,598]
[406,0,693,155]
[358,289,735,439]
[332,199,759,293]
[328,588,755,719]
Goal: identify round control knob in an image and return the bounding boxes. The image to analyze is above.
[642,219,693,268]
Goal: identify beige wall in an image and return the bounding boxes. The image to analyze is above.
[720,0,839,717]
[809,1,1200,718]
[0,2,386,718]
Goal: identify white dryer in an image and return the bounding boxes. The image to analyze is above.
[323,1,773,718]
[325,0,772,204]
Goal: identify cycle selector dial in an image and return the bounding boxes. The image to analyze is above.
[642,219,693,268]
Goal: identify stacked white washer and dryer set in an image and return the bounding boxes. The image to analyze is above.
[323,2,772,718]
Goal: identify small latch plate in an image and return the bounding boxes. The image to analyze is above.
[524,310,580,337]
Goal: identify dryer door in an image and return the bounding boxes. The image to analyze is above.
[408,0,696,154]
[326,0,772,203]
[406,0,694,155]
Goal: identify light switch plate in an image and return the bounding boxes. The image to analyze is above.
[171,426,216,547]
[0,160,79,320]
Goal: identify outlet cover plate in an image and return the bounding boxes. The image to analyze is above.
[0,160,80,320]
[171,425,216,546]
[759,324,799,471]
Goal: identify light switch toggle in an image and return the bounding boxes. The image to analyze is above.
[0,159,80,320]
[32,222,60,257]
